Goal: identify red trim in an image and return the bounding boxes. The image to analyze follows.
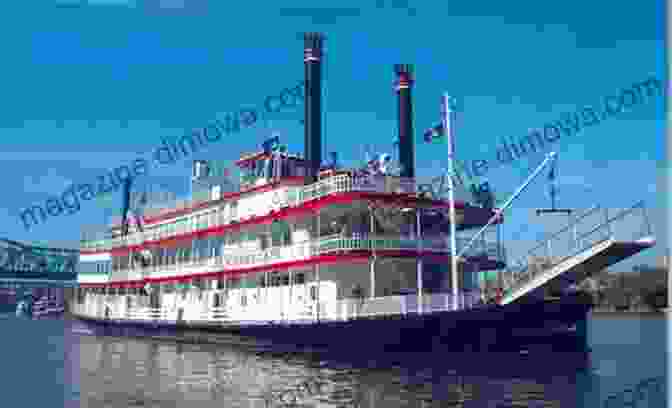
[235,151,269,166]
[83,192,500,256]
[77,250,501,288]
[79,253,369,288]
[235,153,307,167]
[109,177,306,230]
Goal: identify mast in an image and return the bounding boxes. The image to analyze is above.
[442,94,459,310]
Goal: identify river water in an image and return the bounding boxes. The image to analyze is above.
[0,313,667,407]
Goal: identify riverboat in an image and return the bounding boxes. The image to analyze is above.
[72,33,655,355]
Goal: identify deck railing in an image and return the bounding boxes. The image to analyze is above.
[104,233,505,281]
[81,174,420,252]
[500,201,653,298]
[73,290,487,324]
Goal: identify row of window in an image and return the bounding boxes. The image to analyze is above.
[80,260,111,275]
[81,271,307,294]
[77,271,313,307]
[112,224,292,271]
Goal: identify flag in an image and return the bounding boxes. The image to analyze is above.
[262,135,280,153]
[548,163,556,181]
[423,123,445,143]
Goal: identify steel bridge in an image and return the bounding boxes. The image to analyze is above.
[0,238,79,289]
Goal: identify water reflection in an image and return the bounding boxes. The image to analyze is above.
[73,328,597,408]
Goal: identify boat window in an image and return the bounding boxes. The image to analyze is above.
[219,205,228,224]
[270,273,281,286]
[259,234,269,250]
[212,237,224,257]
[294,273,305,285]
[310,286,317,301]
[241,294,247,307]
[216,278,225,290]
[230,201,238,219]
[282,274,289,286]
[183,243,192,262]
[271,220,291,246]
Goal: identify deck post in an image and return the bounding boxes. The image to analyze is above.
[289,269,293,321]
[369,203,376,300]
[370,259,376,301]
[263,271,268,318]
[416,209,423,314]
[316,210,321,322]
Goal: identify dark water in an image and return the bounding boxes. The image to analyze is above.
[0,314,667,407]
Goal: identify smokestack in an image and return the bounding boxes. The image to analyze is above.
[304,32,324,184]
[395,64,415,178]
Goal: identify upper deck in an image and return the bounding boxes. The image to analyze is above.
[80,171,501,254]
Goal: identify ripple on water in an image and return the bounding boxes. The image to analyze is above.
[42,318,664,407]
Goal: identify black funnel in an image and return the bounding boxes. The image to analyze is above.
[304,33,324,184]
[395,64,415,178]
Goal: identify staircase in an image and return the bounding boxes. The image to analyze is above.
[499,201,655,305]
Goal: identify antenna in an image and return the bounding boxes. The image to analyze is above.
[535,154,572,216]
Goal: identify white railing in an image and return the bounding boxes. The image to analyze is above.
[107,234,505,281]
[81,174,418,252]
[499,201,654,302]
[74,291,487,324]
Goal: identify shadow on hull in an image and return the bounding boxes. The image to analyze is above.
[74,296,591,372]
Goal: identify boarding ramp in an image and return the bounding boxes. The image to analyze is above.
[500,201,655,305]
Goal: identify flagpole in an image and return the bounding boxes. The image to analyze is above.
[442,94,459,310]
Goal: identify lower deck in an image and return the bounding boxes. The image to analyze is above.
[74,259,488,324]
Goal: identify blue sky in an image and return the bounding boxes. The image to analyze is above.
[0,0,666,271]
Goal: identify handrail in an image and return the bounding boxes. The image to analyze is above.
[511,205,601,267]
[80,174,418,251]
[575,200,648,243]
[77,291,488,322]
[500,200,652,299]
[106,233,505,281]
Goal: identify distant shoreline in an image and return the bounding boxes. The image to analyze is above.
[590,309,667,317]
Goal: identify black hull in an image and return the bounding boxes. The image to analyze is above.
[73,296,591,358]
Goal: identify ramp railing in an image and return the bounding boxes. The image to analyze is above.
[500,201,653,298]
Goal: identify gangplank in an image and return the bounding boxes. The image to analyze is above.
[500,201,655,305]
